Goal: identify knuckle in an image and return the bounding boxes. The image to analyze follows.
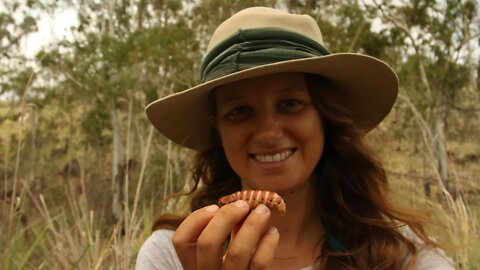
[250,258,269,270]
[225,243,248,264]
[196,237,215,253]
[171,233,183,247]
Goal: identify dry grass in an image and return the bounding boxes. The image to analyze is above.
[368,111,480,269]
[1,101,479,269]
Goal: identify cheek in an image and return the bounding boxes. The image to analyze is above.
[218,126,246,163]
[300,115,324,158]
[218,126,238,149]
[221,140,247,179]
[217,120,250,145]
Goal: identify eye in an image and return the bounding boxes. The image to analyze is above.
[278,99,305,113]
[224,106,251,121]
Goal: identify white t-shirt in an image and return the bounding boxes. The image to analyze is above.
[135,228,454,270]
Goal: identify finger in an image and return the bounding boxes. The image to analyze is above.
[197,200,251,270]
[250,227,280,270]
[172,204,219,270]
[223,204,271,270]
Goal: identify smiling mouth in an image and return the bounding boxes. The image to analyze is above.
[252,149,295,163]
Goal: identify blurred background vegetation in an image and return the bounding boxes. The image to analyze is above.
[0,0,479,269]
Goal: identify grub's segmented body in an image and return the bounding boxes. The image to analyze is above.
[219,190,286,215]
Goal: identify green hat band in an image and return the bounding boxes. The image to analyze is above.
[200,28,330,83]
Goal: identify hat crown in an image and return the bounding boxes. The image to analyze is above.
[207,7,324,51]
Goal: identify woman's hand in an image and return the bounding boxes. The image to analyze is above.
[172,200,280,270]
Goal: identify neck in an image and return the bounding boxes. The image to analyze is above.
[269,183,323,264]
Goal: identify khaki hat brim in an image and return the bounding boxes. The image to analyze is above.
[145,53,398,150]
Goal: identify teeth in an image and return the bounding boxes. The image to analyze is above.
[254,150,292,163]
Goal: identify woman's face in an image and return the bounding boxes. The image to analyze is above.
[214,73,324,192]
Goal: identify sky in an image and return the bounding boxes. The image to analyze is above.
[20,7,78,58]
[0,5,78,100]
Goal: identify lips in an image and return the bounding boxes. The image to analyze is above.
[252,149,295,163]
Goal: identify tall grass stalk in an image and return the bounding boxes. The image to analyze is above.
[130,125,154,231]
[3,136,10,220]
[440,156,478,269]
[7,115,25,243]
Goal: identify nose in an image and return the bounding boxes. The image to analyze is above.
[252,111,283,147]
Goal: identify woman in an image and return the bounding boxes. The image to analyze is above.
[136,7,454,270]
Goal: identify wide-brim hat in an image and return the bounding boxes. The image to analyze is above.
[146,7,398,150]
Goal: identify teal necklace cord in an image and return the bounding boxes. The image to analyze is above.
[322,220,345,252]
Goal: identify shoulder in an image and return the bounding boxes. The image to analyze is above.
[416,247,455,270]
[135,229,183,270]
[400,226,455,270]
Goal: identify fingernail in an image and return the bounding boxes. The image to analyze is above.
[268,226,279,234]
[205,204,219,213]
[234,200,248,208]
[253,204,269,215]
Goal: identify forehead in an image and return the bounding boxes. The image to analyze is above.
[215,72,307,101]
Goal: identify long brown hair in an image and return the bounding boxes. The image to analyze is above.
[152,73,440,269]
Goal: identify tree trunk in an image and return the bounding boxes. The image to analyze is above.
[111,107,123,224]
